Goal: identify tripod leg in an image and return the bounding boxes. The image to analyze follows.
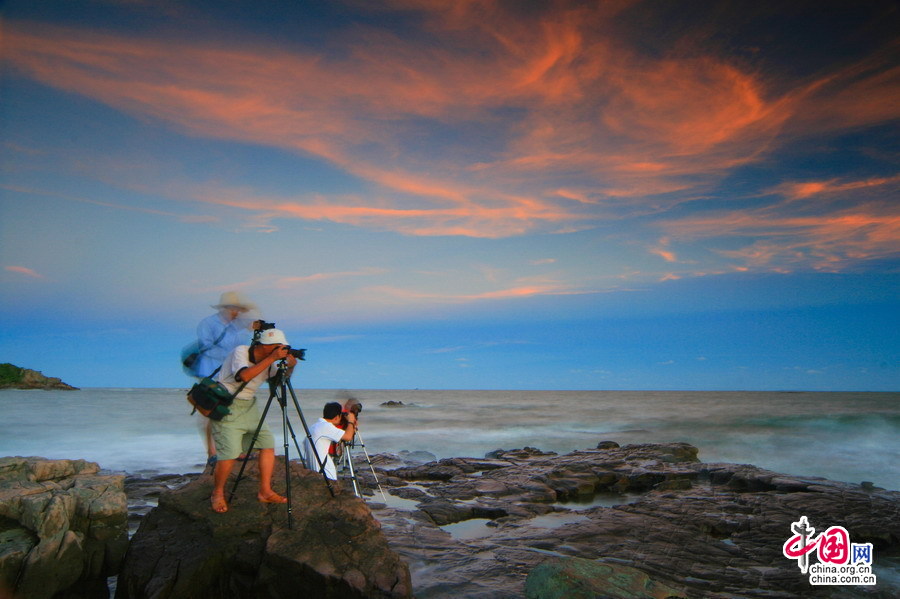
[343,442,360,498]
[278,380,294,529]
[285,378,335,496]
[354,431,388,502]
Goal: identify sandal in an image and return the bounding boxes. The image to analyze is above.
[210,494,228,513]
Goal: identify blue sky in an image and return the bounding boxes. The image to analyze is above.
[1,0,898,390]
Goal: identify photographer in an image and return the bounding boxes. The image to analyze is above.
[303,402,357,481]
[209,328,296,513]
[194,291,259,378]
[192,291,260,469]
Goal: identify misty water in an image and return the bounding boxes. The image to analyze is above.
[1,388,898,491]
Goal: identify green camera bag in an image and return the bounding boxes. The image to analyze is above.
[187,371,248,421]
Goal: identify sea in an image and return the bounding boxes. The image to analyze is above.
[0,388,898,490]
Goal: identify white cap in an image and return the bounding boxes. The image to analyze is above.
[257,328,288,345]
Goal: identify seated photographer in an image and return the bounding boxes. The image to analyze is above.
[209,327,297,513]
[303,402,357,481]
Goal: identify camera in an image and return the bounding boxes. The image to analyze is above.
[285,346,306,361]
[339,398,362,427]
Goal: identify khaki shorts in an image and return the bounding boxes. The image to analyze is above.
[210,398,275,460]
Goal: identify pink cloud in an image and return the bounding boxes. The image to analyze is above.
[274,268,387,289]
[365,283,582,304]
[5,266,46,279]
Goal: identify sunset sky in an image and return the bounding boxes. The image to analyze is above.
[1,0,898,390]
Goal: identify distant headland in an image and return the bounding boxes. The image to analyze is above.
[0,363,79,390]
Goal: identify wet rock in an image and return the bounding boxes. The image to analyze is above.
[358,443,900,598]
[485,446,557,460]
[596,440,620,450]
[123,472,198,536]
[525,557,686,599]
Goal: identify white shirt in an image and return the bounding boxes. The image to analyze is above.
[216,345,281,401]
[304,418,345,480]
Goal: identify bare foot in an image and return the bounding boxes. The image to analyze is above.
[210,493,228,513]
[258,491,288,504]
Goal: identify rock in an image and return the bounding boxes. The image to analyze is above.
[360,443,900,598]
[525,557,686,599]
[485,446,557,460]
[0,363,79,390]
[369,450,438,470]
[380,400,406,407]
[117,458,411,599]
[124,472,198,536]
[0,456,128,599]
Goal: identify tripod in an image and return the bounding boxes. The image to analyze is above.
[336,429,387,502]
[230,360,333,529]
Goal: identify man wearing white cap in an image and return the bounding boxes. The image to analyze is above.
[209,328,296,513]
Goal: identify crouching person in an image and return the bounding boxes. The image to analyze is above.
[303,402,356,480]
[209,328,296,513]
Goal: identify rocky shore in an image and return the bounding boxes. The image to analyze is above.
[360,442,900,598]
[3,443,898,598]
[0,363,79,390]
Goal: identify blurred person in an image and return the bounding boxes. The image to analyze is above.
[194,291,259,378]
[303,402,357,481]
[194,291,260,468]
[209,328,296,513]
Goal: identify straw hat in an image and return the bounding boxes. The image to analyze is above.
[212,291,257,311]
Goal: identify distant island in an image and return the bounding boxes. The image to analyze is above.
[0,363,78,390]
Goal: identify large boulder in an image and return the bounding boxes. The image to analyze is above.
[0,456,128,599]
[116,458,411,599]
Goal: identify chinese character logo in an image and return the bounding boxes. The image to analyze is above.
[782,516,876,586]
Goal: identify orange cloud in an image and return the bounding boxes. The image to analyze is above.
[650,248,678,263]
[770,175,900,200]
[3,2,898,247]
[660,175,900,272]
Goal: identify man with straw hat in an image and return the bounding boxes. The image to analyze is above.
[194,291,260,468]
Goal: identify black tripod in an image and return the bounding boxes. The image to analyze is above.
[230,360,333,529]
